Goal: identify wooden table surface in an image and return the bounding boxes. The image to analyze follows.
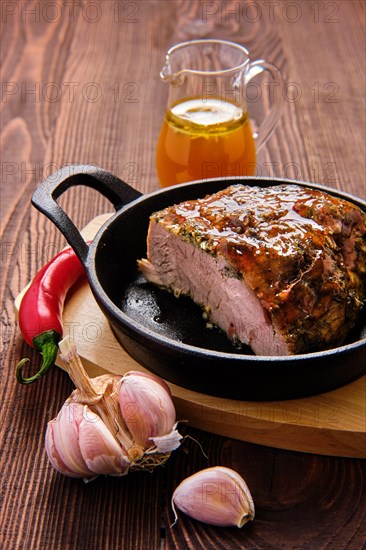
[1,1,365,548]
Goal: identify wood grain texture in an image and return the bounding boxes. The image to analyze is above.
[1,1,366,548]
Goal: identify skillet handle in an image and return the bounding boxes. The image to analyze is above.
[31,164,143,264]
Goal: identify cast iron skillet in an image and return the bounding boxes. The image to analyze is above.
[31,165,366,400]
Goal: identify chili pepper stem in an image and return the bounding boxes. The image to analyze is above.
[16,330,61,385]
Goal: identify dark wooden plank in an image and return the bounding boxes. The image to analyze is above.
[1,1,365,549]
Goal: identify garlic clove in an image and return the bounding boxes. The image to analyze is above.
[78,405,130,475]
[172,466,255,528]
[124,370,173,396]
[45,419,85,478]
[45,402,94,478]
[119,372,179,451]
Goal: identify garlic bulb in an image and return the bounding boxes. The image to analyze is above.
[45,336,182,481]
[172,466,255,528]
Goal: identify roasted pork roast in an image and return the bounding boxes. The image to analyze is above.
[139,184,366,355]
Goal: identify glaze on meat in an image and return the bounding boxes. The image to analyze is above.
[139,184,366,355]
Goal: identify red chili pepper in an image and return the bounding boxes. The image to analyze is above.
[16,246,87,384]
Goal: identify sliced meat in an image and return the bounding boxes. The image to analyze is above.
[139,184,366,356]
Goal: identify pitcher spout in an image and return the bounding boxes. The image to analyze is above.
[160,58,172,82]
[160,59,186,87]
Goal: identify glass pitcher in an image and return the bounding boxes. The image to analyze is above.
[156,39,284,187]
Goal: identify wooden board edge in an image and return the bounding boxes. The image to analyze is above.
[55,350,366,459]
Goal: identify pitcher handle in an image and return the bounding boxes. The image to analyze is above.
[245,60,285,152]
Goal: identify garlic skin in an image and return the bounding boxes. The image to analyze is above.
[172,466,255,528]
[45,402,130,480]
[119,371,182,453]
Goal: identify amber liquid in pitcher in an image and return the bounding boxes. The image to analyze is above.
[156,97,256,187]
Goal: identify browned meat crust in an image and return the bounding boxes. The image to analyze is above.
[141,184,366,355]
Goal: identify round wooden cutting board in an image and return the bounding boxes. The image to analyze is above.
[15,214,366,459]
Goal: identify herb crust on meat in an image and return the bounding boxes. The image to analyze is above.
[139,184,366,356]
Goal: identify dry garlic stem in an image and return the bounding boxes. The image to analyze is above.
[45,336,182,481]
[172,466,255,528]
[58,336,134,453]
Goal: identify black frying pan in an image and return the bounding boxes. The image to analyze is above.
[31,165,366,400]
